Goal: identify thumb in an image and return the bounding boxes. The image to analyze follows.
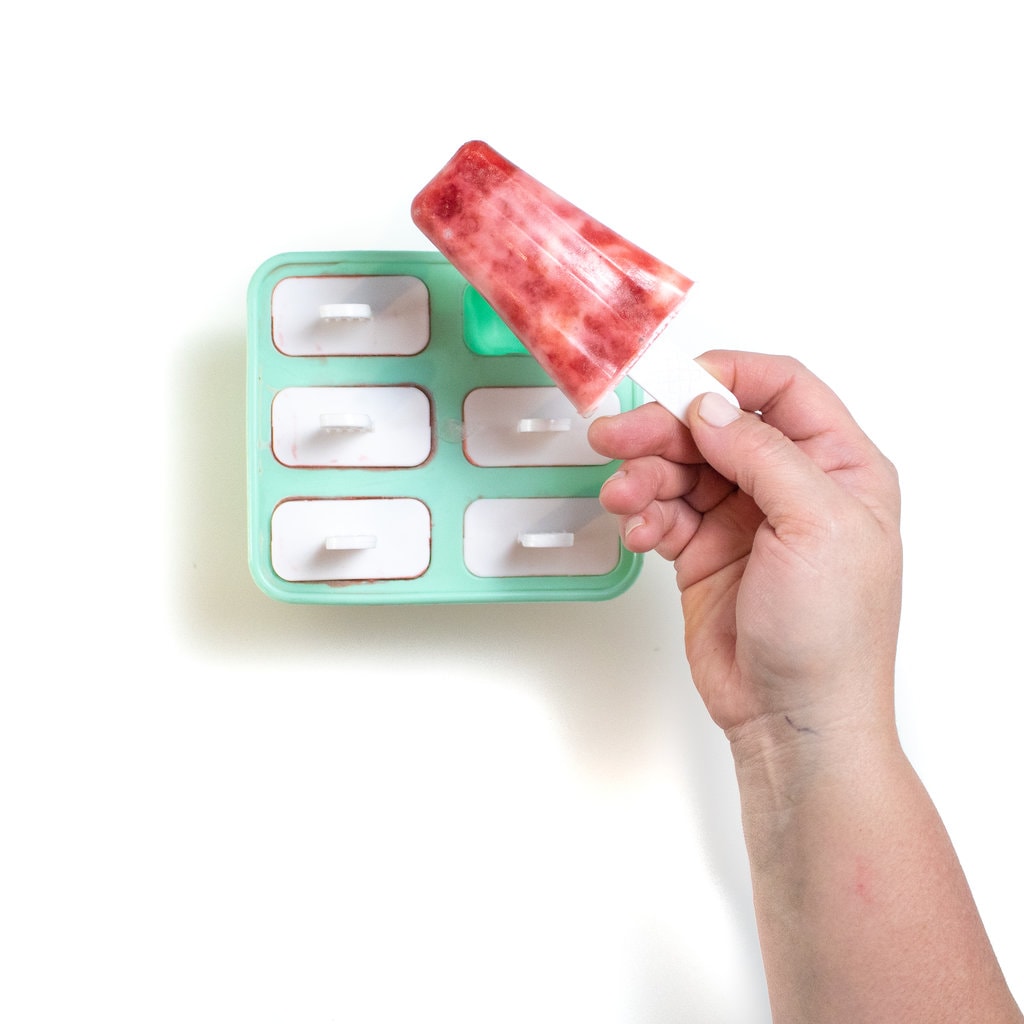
[687,392,843,531]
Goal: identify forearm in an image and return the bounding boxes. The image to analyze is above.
[729,710,1022,1024]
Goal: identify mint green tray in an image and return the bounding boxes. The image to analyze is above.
[246,251,644,604]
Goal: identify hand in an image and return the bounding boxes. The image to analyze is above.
[589,352,902,741]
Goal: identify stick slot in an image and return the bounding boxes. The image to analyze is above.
[516,417,572,433]
[318,302,373,322]
[325,535,378,551]
[517,531,575,549]
[319,412,374,433]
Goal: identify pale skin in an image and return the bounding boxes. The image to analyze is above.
[588,351,1022,1024]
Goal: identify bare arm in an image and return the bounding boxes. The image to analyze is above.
[590,352,1022,1023]
[729,704,1018,1022]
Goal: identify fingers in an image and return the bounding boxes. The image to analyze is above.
[687,353,900,530]
[619,496,704,559]
[588,400,704,465]
[695,351,871,451]
[600,454,736,516]
[598,454,740,558]
[590,352,899,555]
[686,391,854,535]
[589,403,712,555]
[590,353,871,469]
[597,458,687,550]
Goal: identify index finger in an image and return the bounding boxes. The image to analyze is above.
[587,400,704,464]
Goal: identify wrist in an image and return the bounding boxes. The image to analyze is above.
[725,702,902,814]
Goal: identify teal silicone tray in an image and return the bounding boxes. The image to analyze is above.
[246,250,644,604]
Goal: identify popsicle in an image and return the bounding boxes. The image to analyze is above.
[410,140,737,419]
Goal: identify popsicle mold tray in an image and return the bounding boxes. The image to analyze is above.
[246,251,644,604]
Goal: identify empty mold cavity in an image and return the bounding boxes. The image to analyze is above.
[272,275,429,356]
[271,386,433,468]
[463,498,620,577]
[462,286,528,355]
[462,387,618,466]
[271,497,431,582]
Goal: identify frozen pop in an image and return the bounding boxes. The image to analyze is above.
[411,140,737,419]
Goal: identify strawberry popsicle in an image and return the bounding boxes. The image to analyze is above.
[411,140,737,419]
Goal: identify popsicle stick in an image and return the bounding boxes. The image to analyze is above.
[627,309,739,423]
[517,531,575,548]
[325,534,378,551]
[517,417,572,433]
[319,302,373,322]
[320,412,374,433]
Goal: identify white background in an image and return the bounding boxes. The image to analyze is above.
[3,1,1022,1020]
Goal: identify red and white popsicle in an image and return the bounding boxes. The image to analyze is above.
[411,140,738,420]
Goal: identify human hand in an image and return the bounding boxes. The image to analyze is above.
[589,352,902,742]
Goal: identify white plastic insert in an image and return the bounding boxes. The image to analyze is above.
[272,275,429,356]
[272,386,432,467]
[518,531,575,548]
[271,498,431,582]
[462,387,619,467]
[324,534,377,550]
[319,302,373,322]
[319,411,374,433]
[463,498,620,577]
[517,417,572,433]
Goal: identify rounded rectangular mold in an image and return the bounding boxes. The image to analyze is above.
[463,387,618,467]
[271,386,433,468]
[270,497,431,582]
[271,275,429,356]
[463,498,621,578]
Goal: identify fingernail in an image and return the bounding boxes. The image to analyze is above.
[698,392,742,427]
[601,470,626,489]
[624,515,645,537]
